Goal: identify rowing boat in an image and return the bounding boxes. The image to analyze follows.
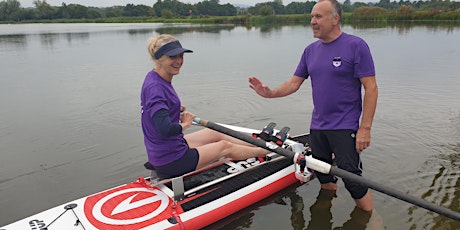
[1,123,313,229]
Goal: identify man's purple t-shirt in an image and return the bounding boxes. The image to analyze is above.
[140,71,188,166]
[294,33,375,131]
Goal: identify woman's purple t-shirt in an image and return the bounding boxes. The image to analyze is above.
[140,71,188,166]
[294,33,375,131]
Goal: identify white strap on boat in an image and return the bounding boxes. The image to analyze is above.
[222,157,246,172]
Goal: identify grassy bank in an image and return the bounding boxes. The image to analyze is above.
[347,7,460,22]
[3,9,459,25]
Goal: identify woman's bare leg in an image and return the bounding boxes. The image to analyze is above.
[185,128,256,148]
[195,140,270,169]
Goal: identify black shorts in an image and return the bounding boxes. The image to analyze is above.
[154,148,199,179]
[310,129,368,199]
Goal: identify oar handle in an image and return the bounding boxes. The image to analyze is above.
[193,117,205,125]
[194,117,285,154]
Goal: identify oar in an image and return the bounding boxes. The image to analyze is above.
[193,117,460,221]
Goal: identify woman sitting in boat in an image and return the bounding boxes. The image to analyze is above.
[140,34,271,179]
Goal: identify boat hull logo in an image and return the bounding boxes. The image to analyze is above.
[84,183,171,229]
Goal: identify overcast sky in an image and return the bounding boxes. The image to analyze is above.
[18,0,301,8]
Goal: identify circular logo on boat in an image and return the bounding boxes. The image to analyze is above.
[84,183,171,229]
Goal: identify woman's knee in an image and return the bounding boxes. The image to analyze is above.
[217,140,233,148]
[213,140,236,156]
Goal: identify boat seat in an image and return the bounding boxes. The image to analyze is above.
[144,162,185,200]
[144,162,163,183]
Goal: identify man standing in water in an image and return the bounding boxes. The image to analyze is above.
[249,0,378,212]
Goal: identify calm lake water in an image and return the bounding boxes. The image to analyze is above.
[0,22,459,229]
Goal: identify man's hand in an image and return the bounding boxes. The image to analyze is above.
[356,127,371,153]
[249,76,272,98]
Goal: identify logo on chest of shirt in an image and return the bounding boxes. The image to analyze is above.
[332,56,342,67]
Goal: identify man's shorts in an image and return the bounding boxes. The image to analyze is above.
[310,129,369,199]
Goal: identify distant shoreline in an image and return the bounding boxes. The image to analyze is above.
[2,13,459,25]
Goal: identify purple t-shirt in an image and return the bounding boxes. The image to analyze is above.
[140,71,188,166]
[294,33,375,130]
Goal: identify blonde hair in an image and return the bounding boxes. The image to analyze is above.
[148,34,178,61]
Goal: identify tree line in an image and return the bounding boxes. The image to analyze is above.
[1,0,459,22]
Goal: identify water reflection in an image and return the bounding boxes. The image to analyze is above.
[204,184,382,230]
[427,143,460,229]
[0,34,27,49]
[127,28,155,35]
[155,24,236,35]
[305,189,379,230]
[39,33,58,48]
[306,189,335,230]
[1,25,159,47]
[39,32,90,48]
[275,187,380,230]
[257,23,286,33]
[336,207,374,230]
[277,188,306,230]
[402,137,460,228]
[64,32,89,41]
[0,32,91,48]
[348,21,459,34]
[153,23,304,35]
[202,183,304,230]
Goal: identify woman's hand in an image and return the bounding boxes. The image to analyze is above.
[180,105,186,121]
[180,111,195,131]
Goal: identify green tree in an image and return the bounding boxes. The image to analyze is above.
[57,3,70,18]
[285,1,315,14]
[259,5,274,16]
[2,0,460,22]
[353,2,368,9]
[161,8,174,18]
[86,7,102,18]
[376,0,391,8]
[196,0,219,16]
[0,0,21,21]
[33,0,56,19]
[219,3,237,16]
[351,6,388,21]
[66,4,89,19]
[396,5,414,20]
[124,4,153,17]
[194,0,235,16]
[342,0,355,12]
[19,8,36,20]
[104,6,124,17]
[153,0,190,17]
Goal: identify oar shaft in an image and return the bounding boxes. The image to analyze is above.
[195,118,332,174]
[194,117,295,158]
[193,117,460,221]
